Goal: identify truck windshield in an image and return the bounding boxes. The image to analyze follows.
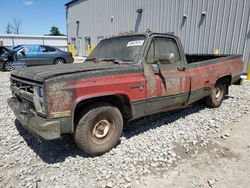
[88,35,146,63]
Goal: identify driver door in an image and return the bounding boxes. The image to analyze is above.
[144,36,190,114]
[17,45,40,66]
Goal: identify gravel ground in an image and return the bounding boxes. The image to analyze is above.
[0,71,249,188]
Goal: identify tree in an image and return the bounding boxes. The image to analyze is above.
[5,18,22,34]
[6,23,12,34]
[49,26,64,36]
[11,18,22,34]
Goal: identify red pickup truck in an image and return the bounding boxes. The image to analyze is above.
[8,33,243,155]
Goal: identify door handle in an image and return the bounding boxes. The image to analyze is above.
[129,82,144,90]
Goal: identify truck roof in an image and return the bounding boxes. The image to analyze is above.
[103,32,178,40]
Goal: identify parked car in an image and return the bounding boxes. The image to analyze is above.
[0,46,14,71]
[8,33,243,155]
[0,58,27,71]
[0,44,73,71]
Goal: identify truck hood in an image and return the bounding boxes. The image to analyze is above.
[11,62,135,82]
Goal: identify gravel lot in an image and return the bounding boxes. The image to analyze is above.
[0,71,249,188]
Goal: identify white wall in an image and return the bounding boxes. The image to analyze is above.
[0,34,68,51]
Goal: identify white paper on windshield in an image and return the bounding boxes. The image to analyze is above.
[127,40,144,47]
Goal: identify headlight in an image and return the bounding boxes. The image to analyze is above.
[37,86,43,97]
[33,86,45,114]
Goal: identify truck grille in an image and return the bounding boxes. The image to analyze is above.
[11,78,34,94]
[10,76,46,117]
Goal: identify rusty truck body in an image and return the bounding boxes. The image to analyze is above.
[8,33,243,155]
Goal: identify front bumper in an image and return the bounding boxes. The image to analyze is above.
[0,61,4,71]
[7,97,61,140]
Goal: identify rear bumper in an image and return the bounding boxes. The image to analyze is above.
[66,57,74,64]
[7,97,61,140]
[232,74,243,85]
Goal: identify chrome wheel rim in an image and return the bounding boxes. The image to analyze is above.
[55,59,64,64]
[5,61,14,71]
[215,87,221,99]
[92,119,111,139]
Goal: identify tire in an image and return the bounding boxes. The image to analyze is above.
[54,58,66,64]
[205,82,226,108]
[0,63,4,71]
[74,103,123,155]
[3,61,15,71]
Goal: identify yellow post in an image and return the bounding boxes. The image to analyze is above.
[87,44,91,56]
[247,63,250,80]
[71,44,75,59]
[68,44,72,52]
[213,49,219,54]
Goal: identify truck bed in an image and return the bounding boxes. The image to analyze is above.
[185,54,235,64]
[183,53,243,91]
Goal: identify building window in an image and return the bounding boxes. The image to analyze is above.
[97,36,104,43]
[85,37,91,50]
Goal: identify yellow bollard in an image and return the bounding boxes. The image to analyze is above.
[71,44,75,59]
[247,63,250,80]
[87,45,91,56]
[213,49,219,54]
[68,44,72,52]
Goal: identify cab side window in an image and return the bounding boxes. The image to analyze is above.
[146,37,181,64]
[23,45,40,53]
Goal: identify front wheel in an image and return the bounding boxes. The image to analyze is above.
[74,103,123,155]
[205,82,226,108]
[4,61,15,71]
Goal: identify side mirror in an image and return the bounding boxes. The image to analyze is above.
[19,48,25,55]
[165,53,175,61]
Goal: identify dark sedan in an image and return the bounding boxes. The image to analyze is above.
[1,44,74,71]
[16,44,74,66]
[0,46,10,55]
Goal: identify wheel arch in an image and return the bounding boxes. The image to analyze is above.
[215,75,232,85]
[214,75,232,95]
[72,94,133,131]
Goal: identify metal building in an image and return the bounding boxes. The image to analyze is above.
[65,0,250,73]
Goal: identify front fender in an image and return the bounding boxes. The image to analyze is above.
[71,92,132,132]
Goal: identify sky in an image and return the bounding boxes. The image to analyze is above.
[0,0,69,35]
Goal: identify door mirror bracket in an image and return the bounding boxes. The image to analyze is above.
[177,65,185,71]
[151,63,160,74]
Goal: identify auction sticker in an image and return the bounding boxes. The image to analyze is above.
[127,40,144,47]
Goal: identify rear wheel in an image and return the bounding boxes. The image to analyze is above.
[54,58,65,64]
[74,103,123,155]
[206,82,227,108]
[3,61,14,71]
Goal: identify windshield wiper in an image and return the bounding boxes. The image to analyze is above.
[86,57,127,64]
